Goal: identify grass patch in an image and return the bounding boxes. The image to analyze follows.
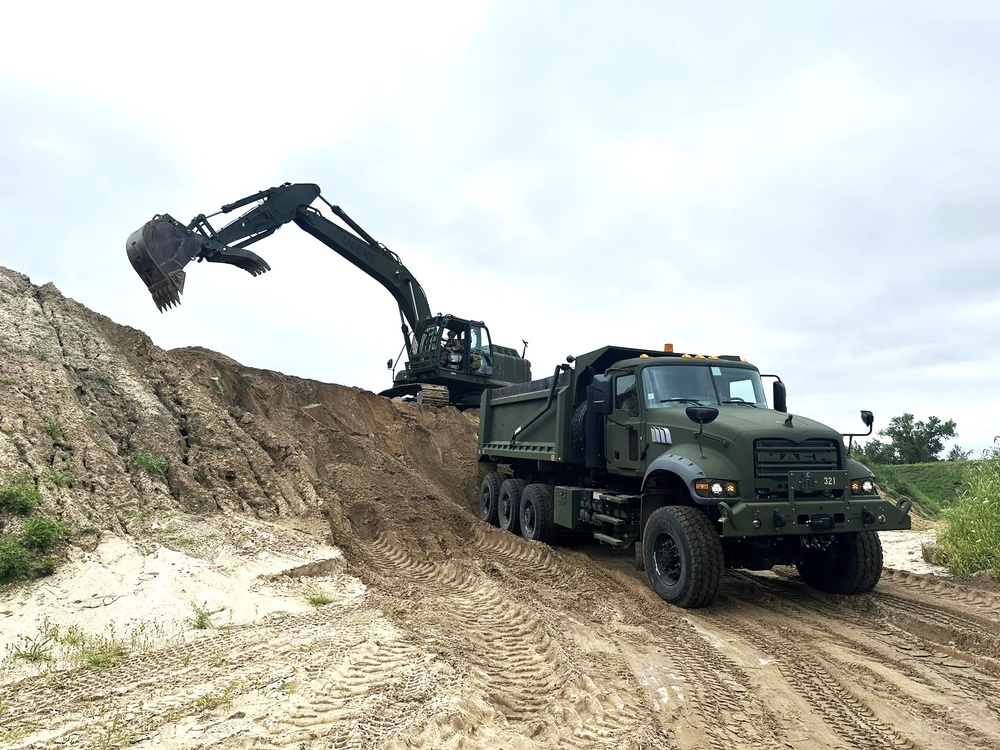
[195,682,241,712]
[43,467,75,488]
[21,516,68,553]
[2,619,172,677]
[938,441,1000,580]
[871,461,968,517]
[133,451,167,477]
[8,629,55,663]
[0,537,28,583]
[42,413,64,442]
[188,602,215,630]
[0,479,41,515]
[305,589,334,607]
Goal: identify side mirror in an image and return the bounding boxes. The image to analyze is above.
[860,410,874,429]
[685,406,719,426]
[772,380,787,413]
[386,358,393,370]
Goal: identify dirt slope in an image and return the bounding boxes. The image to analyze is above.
[1,267,998,750]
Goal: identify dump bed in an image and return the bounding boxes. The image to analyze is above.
[478,370,575,462]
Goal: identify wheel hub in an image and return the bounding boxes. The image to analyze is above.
[524,503,536,534]
[653,533,682,586]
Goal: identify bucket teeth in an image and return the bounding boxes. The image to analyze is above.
[149,271,186,312]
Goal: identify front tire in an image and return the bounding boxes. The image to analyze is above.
[520,483,555,543]
[643,506,724,608]
[797,532,883,594]
[498,478,526,534]
[480,472,503,526]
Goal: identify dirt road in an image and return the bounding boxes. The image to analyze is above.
[2,508,998,750]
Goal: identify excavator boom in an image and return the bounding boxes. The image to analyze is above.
[125,182,532,405]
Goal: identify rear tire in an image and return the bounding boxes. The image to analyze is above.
[643,506,724,608]
[797,532,883,594]
[520,484,555,543]
[498,478,526,534]
[480,472,503,526]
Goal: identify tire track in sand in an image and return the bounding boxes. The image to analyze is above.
[473,525,784,750]
[353,528,669,749]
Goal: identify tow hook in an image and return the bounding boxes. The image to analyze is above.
[896,496,913,523]
[718,502,736,531]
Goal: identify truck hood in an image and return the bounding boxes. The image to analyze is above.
[650,406,843,445]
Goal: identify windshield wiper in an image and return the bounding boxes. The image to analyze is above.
[721,399,757,407]
[660,398,704,405]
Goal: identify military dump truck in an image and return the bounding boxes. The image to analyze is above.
[477,345,913,608]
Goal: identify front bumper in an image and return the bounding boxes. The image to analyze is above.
[716,496,912,538]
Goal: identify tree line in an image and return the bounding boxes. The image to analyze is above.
[852,413,964,465]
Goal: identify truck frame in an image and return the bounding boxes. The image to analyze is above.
[477,345,912,607]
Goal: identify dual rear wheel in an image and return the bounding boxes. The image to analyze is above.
[480,473,554,543]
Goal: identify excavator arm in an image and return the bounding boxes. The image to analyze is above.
[127,182,433,354]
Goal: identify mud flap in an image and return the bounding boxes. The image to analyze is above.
[634,541,645,571]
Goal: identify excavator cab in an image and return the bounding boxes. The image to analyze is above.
[418,318,494,378]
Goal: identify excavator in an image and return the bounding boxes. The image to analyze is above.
[125,182,531,407]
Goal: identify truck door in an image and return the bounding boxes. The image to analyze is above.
[605,372,643,474]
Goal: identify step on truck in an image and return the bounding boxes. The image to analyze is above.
[477,345,912,608]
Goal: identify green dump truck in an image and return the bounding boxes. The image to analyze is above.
[477,345,912,608]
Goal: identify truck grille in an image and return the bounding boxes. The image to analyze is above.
[754,438,841,480]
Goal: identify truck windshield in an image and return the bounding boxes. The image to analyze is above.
[641,365,768,408]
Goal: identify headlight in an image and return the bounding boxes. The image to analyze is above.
[851,478,877,495]
[695,480,739,499]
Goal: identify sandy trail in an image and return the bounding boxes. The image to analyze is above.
[4,509,996,750]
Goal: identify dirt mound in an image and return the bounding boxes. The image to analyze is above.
[2,267,998,750]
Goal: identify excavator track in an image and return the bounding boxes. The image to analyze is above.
[414,385,450,407]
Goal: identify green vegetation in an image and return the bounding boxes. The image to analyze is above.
[0,478,41,515]
[133,450,167,477]
[0,537,28,583]
[870,462,968,517]
[305,589,334,607]
[937,440,1000,580]
[21,516,68,552]
[188,602,215,630]
[195,682,241,712]
[0,476,68,583]
[8,630,54,663]
[42,413,65,443]
[44,467,75,488]
[3,619,170,675]
[854,413,959,465]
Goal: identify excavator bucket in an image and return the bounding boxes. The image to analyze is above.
[126,215,203,311]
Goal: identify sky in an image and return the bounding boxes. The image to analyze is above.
[2,1,998,457]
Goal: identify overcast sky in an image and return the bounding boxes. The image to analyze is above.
[2,1,997,456]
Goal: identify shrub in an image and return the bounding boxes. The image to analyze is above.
[305,589,334,607]
[0,480,41,515]
[0,536,27,583]
[938,439,1000,580]
[44,468,75,488]
[42,413,65,442]
[22,515,68,552]
[133,451,167,477]
[188,602,214,630]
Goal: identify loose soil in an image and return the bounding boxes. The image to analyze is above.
[1,267,998,749]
